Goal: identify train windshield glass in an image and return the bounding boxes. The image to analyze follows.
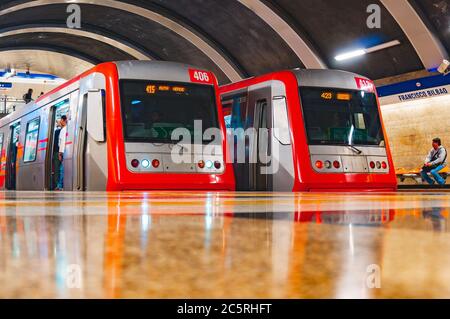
[299,87,385,146]
[120,80,220,144]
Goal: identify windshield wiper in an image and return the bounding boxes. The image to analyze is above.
[346,144,363,155]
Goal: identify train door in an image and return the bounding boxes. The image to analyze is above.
[271,96,294,191]
[252,99,271,191]
[74,94,88,191]
[5,122,21,190]
[44,105,56,190]
[44,99,70,190]
[222,92,250,191]
[73,89,105,191]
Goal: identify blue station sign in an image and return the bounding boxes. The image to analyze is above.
[0,82,12,89]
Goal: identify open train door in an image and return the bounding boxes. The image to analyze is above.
[44,99,71,190]
[44,106,56,190]
[5,122,21,190]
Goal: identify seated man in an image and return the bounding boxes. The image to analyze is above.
[421,137,447,186]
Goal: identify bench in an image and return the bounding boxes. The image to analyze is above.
[396,167,449,184]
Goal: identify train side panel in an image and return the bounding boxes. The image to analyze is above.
[0,64,110,191]
[0,61,235,191]
[221,74,298,191]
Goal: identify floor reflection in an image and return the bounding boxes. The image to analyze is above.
[0,191,449,298]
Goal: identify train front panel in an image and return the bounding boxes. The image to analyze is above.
[108,61,235,191]
[291,69,397,191]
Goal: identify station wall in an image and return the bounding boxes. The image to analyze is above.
[380,94,450,170]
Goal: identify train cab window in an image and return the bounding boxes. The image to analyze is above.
[23,118,40,163]
[299,87,384,146]
[120,80,220,144]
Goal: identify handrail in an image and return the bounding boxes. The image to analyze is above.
[0,96,26,114]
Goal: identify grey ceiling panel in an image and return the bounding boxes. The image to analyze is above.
[271,0,424,79]
[1,0,448,82]
[412,0,450,56]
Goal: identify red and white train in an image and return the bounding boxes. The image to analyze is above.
[0,61,235,191]
[220,69,397,192]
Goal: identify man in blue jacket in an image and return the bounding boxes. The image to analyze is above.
[421,138,447,186]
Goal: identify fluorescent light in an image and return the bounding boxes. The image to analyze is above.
[335,49,366,61]
[335,40,401,61]
[365,40,401,53]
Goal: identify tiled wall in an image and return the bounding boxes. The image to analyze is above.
[380,95,450,170]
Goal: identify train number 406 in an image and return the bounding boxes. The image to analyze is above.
[189,69,213,84]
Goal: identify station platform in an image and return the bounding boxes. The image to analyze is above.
[0,190,450,299]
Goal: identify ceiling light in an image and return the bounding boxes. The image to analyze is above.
[335,49,366,61]
[335,40,401,61]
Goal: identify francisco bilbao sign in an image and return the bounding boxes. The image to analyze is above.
[379,85,450,105]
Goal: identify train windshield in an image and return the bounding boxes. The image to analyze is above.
[299,87,385,146]
[120,80,220,144]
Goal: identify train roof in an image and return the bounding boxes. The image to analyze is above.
[114,60,209,83]
[0,60,212,128]
[220,68,373,93]
[292,68,372,91]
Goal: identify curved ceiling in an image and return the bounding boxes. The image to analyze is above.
[0,49,94,80]
[0,0,448,84]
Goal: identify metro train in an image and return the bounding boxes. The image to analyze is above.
[220,69,397,192]
[0,61,235,191]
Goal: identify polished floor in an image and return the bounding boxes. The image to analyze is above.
[1,190,450,299]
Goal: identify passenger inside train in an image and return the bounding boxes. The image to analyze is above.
[6,123,20,190]
[50,103,70,191]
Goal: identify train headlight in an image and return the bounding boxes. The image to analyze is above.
[198,160,205,169]
[324,161,332,169]
[376,161,382,169]
[214,161,222,169]
[141,159,150,168]
[370,161,376,169]
[381,161,387,169]
[206,160,214,169]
